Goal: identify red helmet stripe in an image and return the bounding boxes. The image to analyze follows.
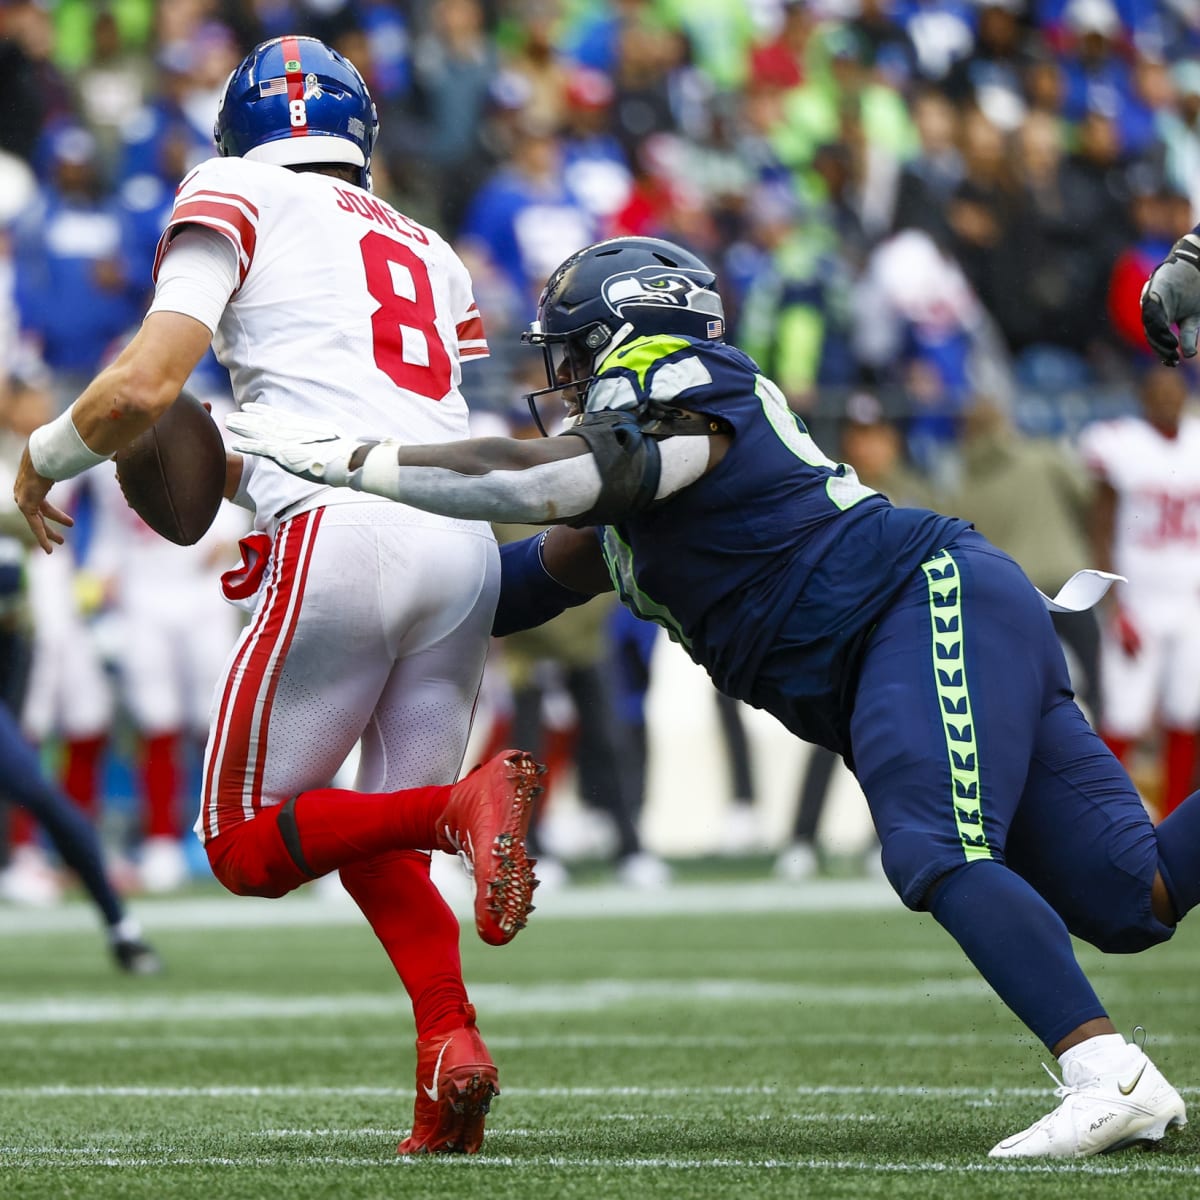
[280,35,307,138]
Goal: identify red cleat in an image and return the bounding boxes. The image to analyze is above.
[396,1005,498,1155]
[437,749,543,946]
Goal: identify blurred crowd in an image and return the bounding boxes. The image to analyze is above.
[2,0,1200,899]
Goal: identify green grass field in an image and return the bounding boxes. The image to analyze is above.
[1,872,1197,1199]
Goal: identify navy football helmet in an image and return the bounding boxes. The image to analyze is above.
[523,237,725,432]
[214,36,379,190]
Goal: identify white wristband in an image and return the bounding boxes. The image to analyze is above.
[27,409,109,481]
[351,441,402,498]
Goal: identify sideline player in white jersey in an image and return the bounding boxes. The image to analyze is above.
[13,35,541,1157]
[1079,367,1200,820]
[83,447,248,892]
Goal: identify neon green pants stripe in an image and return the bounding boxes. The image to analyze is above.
[920,550,991,862]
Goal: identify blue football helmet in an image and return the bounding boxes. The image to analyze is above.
[522,237,725,432]
[214,36,379,190]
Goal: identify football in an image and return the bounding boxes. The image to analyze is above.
[114,390,227,546]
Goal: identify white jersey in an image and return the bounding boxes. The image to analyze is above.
[1078,412,1200,601]
[150,157,488,526]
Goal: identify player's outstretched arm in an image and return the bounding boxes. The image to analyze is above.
[1142,228,1200,366]
[229,403,717,528]
[228,401,602,522]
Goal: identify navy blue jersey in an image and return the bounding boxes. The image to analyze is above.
[591,334,969,754]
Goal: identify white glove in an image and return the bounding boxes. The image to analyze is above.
[225,402,387,488]
[1141,233,1200,367]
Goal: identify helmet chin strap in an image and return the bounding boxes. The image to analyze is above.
[595,321,635,368]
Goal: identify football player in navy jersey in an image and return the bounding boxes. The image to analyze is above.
[229,236,1200,1159]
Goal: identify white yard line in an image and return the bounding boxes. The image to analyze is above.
[1,1082,1198,1098]
[0,977,997,1025]
[0,879,901,937]
[0,1147,1196,1176]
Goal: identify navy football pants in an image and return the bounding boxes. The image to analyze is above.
[851,531,1175,955]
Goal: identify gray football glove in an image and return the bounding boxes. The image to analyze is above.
[1141,232,1200,367]
[226,402,387,489]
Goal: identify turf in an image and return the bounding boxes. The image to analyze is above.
[0,877,1196,1199]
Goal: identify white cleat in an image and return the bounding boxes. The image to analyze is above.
[0,846,63,907]
[139,837,189,894]
[773,840,819,882]
[989,1043,1187,1158]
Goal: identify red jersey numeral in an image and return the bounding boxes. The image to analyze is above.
[359,231,452,400]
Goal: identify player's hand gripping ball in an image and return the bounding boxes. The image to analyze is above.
[114,391,226,545]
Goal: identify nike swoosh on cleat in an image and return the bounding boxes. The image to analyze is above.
[1117,1065,1146,1097]
[422,1036,453,1103]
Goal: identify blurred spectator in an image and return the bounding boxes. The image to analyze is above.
[71,8,152,169]
[945,106,1018,322]
[12,126,144,407]
[405,0,501,229]
[502,0,571,132]
[1023,44,1067,117]
[1079,367,1200,820]
[658,0,758,94]
[564,0,663,76]
[610,14,678,160]
[738,185,856,409]
[947,394,1102,720]
[1159,60,1200,219]
[896,0,977,83]
[460,116,596,300]
[889,85,964,243]
[776,24,918,175]
[853,226,1012,473]
[348,0,412,104]
[0,0,74,164]
[943,0,1036,132]
[115,29,231,187]
[1005,109,1120,372]
[849,0,918,87]
[749,0,814,93]
[1106,179,1190,364]
[50,0,153,74]
[69,457,246,893]
[559,67,634,226]
[1055,0,1137,125]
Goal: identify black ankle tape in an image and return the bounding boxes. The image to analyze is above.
[277,797,317,878]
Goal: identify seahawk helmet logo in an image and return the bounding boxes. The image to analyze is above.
[601,267,720,318]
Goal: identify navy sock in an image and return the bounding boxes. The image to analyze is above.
[1156,791,1200,920]
[928,859,1106,1050]
[0,705,124,928]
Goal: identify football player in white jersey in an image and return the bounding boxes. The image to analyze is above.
[1078,368,1200,819]
[83,446,249,892]
[13,36,541,1157]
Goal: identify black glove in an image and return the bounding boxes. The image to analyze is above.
[1141,233,1200,367]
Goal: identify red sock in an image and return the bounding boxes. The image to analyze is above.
[541,724,576,795]
[62,735,106,818]
[142,731,181,838]
[1161,728,1198,820]
[8,806,36,848]
[340,850,469,1040]
[205,782,452,898]
[1102,732,1135,766]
